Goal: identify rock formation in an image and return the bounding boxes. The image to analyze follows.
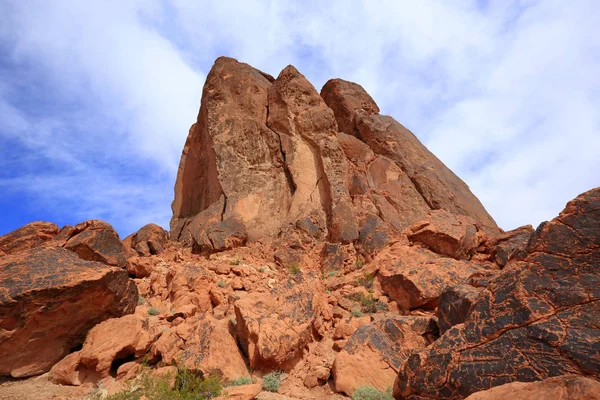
[0,57,598,400]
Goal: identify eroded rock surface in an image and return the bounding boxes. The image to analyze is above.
[0,221,59,255]
[0,247,137,378]
[396,188,600,399]
[62,220,128,268]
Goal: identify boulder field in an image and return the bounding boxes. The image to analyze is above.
[0,57,598,399]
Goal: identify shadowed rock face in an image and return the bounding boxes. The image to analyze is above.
[170,58,499,252]
[395,187,600,399]
[0,222,59,255]
[0,247,137,378]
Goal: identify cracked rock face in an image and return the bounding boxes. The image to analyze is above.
[395,187,600,399]
[170,57,500,252]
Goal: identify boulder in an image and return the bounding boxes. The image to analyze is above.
[62,220,128,268]
[485,225,534,267]
[436,284,482,335]
[406,210,485,260]
[51,314,155,383]
[378,245,489,310]
[0,247,137,378]
[234,274,331,369]
[129,223,169,256]
[395,188,600,399]
[464,375,600,400]
[0,221,59,255]
[333,316,437,396]
[217,384,262,400]
[151,313,248,381]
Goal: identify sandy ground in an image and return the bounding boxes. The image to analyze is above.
[0,374,93,400]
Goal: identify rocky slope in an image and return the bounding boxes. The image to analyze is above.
[0,57,598,400]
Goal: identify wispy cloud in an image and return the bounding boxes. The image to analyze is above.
[0,0,598,236]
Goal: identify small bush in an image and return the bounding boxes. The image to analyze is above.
[148,307,160,316]
[351,308,364,318]
[351,386,394,400]
[356,258,365,269]
[217,279,227,288]
[259,267,266,273]
[137,296,146,305]
[327,270,338,277]
[356,272,374,288]
[263,371,283,392]
[103,364,223,400]
[227,376,252,387]
[230,259,241,265]
[287,263,301,275]
[348,292,388,314]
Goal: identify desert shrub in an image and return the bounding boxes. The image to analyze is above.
[230,259,240,266]
[355,258,365,269]
[259,267,266,273]
[327,270,338,277]
[351,386,394,400]
[137,296,145,305]
[287,263,301,275]
[348,292,388,314]
[226,376,252,387]
[217,279,227,288]
[356,272,374,288]
[263,371,284,392]
[147,307,160,316]
[351,308,364,318]
[103,365,222,400]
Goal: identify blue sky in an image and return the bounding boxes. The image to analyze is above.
[0,0,599,238]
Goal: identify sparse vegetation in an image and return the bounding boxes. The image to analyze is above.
[356,272,374,288]
[226,376,252,387]
[356,258,365,269]
[327,270,338,277]
[351,308,364,318]
[148,307,160,316]
[217,279,227,288]
[137,296,146,305]
[263,371,284,392]
[99,365,223,400]
[259,267,266,273]
[287,263,301,275]
[348,292,388,314]
[230,258,241,265]
[351,386,394,400]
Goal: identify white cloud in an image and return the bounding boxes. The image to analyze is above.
[0,0,598,235]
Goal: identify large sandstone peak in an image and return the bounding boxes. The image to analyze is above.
[170,58,499,252]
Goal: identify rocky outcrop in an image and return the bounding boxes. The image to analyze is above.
[0,247,137,378]
[436,284,482,335]
[333,316,437,396]
[464,375,600,400]
[484,225,534,267]
[395,188,600,398]
[321,79,500,237]
[0,221,59,255]
[170,58,499,254]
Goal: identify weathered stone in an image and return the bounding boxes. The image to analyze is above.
[151,313,248,381]
[62,220,128,268]
[0,221,59,255]
[129,223,169,256]
[486,225,534,267]
[378,245,488,310]
[333,316,437,396]
[396,188,600,399]
[0,247,137,378]
[234,273,330,369]
[171,57,291,243]
[436,284,482,335]
[406,210,485,260]
[464,375,600,400]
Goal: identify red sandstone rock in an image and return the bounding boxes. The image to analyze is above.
[485,225,534,267]
[217,383,262,400]
[396,187,600,399]
[151,313,248,381]
[62,220,128,268]
[464,375,600,400]
[0,247,137,378]
[0,221,59,255]
[333,316,437,396]
[129,223,169,256]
